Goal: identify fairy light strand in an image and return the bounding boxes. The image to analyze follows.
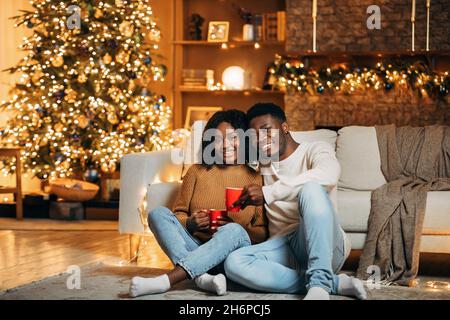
[270,54,450,99]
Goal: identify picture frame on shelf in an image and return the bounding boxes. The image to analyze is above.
[184,106,223,129]
[207,21,229,42]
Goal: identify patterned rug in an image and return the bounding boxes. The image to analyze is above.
[1,263,449,300]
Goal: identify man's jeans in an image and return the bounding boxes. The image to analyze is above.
[224,181,346,294]
[148,206,251,279]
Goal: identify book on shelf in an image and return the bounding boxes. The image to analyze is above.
[253,14,264,42]
[179,85,209,91]
[182,69,214,77]
[182,69,214,88]
[277,11,286,41]
[260,11,285,42]
[265,13,278,41]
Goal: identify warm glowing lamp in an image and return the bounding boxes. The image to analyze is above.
[222,66,245,90]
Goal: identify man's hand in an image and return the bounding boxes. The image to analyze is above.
[232,184,264,209]
[186,210,209,233]
[216,215,234,227]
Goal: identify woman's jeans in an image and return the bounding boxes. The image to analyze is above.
[148,206,251,279]
[224,181,346,294]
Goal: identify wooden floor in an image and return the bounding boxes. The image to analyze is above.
[0,218,118,231]
[0,220,172,291]
[1,219,449,293]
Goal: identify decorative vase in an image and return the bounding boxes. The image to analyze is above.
[242,24,254,41]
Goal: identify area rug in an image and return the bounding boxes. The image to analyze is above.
[1,263,449,300]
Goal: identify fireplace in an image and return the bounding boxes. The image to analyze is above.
[284,0,450,131]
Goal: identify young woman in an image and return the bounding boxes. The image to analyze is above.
[129,109,267,297]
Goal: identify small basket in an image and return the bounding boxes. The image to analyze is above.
[49,178,99,202]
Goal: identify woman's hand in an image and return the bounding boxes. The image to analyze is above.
[186,210,209,233]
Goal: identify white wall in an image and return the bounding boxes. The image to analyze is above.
[0,0,41,196]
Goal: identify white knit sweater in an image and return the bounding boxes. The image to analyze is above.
[261,140,351,258]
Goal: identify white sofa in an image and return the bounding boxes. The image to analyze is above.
[119,125,450,254]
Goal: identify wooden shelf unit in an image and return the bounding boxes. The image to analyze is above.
[173,40,285,47]
[0,148,23,220]
[178,87,285,94]
[172,0,287,128]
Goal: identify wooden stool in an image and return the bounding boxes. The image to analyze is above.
[0,148,23,220]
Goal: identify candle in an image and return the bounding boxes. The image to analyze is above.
[313,21,317,52]
[411,0,416,51]
[426,0,431,51]
[312,0,317,52]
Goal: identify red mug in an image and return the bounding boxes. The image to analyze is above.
[226,187,244,212]
[208,209,227,231]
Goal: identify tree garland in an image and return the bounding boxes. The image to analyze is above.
[269,54,450,100]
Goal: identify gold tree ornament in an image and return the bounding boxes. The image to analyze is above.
[101,162,110,173]
[94,8,103,19]
[107,113,119,125]
[119,21,134,37]
[54,123,64,133]
[115,50,130,64]
[77,115,89,129]
[31,70,43,85]
[64,89,77,103]
[128,80,136,91]
[39,137,48,147]
[77,73,87,83]
[127,101,139,112]
[103,53,112,64]
[115,0,125,7]
[51,55,64,67]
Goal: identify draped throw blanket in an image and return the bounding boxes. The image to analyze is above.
[356,125,450,286]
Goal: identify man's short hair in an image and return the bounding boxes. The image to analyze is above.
[246,102,287,123]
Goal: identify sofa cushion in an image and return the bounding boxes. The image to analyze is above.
[337,191,372,232]
[336,126,386,191]
[291,129,337,148]
[147,181,182,213]
[338,190,450,234]
[345,233,450,253]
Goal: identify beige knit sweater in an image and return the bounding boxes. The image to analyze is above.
[172,164,268,244]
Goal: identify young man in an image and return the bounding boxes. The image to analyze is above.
[224,103,367,300]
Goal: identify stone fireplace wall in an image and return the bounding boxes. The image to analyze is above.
[284,0,450,130]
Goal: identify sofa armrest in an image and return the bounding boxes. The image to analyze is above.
[119,148,183,234]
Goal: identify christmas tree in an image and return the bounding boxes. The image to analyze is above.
[0,0,172,180]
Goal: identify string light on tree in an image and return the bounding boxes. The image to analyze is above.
[0,0,173,180]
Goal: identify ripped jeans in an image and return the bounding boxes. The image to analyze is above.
[148,206,251,278]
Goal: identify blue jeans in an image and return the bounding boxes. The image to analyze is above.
[224,181,346,294]
[148,206,252,279]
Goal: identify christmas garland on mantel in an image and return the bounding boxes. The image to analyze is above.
[269,54,450,100]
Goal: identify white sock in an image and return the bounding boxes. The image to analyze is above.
[129,274,171,297]
[303,286,330,300]
[194,273,227,296]
[337,274,367,300]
